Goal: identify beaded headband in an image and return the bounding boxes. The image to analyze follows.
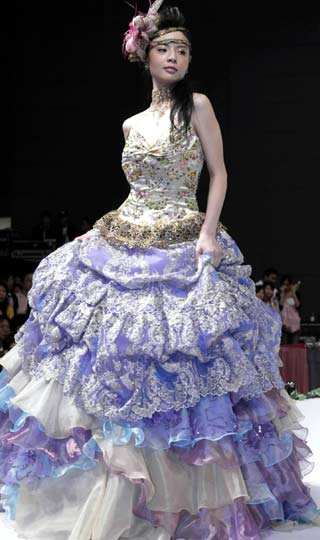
[150,26,190,40]
[149,36,191,50]
[123,1,191,63]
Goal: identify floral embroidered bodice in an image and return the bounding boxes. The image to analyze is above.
[119,111,204,224]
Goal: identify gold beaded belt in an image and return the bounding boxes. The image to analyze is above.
[94,210,224,249]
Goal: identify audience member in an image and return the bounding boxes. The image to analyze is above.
[32,210,56,240]
[263,280,280,312]
[0,316,14,357]
[255,284,264,300]
[6,275,16,294]
[0,280,18,322]
[14,272,33,326]
[263,267,279,285]
[79,216,93,235]
[55,210,76,246]
[280,275,301,344]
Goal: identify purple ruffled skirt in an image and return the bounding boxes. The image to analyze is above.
[0,227,318,539]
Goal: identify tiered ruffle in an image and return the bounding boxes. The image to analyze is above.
[0,360,318,539]
[0,228,318,539]
[15,228,283,422]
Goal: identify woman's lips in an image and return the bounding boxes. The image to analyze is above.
[164,67,178,74]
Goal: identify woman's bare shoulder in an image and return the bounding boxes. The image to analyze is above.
[191,93,218,134]
[192,92,215,113]
[122,110,148,139]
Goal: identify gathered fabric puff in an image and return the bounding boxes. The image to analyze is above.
[0,228,318,540]
[15,226,284,422]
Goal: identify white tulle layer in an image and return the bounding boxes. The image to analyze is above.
[2,345,304,441]
[16,464,170,540]
[1,347,254,540]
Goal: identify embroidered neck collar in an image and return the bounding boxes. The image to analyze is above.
[149,87,172,115]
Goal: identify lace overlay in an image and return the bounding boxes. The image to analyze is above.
[9,104,284,422]
[15,226,284,422]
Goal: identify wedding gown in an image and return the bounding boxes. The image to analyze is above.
[0,93,318,539]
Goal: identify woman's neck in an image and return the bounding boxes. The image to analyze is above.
[149,87,172,115]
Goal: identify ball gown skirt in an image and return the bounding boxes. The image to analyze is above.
[0,226,318,540]
[0,123,319,539]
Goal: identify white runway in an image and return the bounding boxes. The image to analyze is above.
[1,399,320,540]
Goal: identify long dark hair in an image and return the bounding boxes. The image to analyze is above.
[0,280,9,315]
[146,6,194,139]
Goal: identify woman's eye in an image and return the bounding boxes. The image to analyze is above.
[157,48,167,52]
[178,50,187,55]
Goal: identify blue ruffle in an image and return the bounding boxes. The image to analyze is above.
[0,375,101,513]
[0,368,318,529]
[0,484,18,520]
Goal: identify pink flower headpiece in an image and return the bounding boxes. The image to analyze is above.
[122,0,165,63]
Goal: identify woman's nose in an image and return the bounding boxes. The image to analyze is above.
[167,51,177,63]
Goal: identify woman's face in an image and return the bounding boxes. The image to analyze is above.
[256,289,264,300]
[0,285,7,301]
[0,319,10,338]
[148,31,191,87]
[13,284,22,294]
[264,285,274,299]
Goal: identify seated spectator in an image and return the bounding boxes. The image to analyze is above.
[0,280,18,322]
[0,316,14,357]
[255,284,264,300]
[14,272,33,326]
[32,210,56,240]
[280,275,301,344]
[55,209,76,246]
[79,216,93,235]
[263,280,280,312]
[263,267,279,284]
[6,274,16,294]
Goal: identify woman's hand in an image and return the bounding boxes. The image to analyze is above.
[195,230,222,269]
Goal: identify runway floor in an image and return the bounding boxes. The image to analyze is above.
[0,398,319,540]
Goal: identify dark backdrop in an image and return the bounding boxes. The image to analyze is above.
[4,1,320,318]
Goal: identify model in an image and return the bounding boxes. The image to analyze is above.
[0,2,319,538]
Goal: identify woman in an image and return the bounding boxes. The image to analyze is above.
[262,280,280,312]
[280,275,301,344]
[0,280,18,327]
[0,316,15,358]
[0,2,319,539]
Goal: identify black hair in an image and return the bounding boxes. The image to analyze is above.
[13,281,23,290]
[147,6,194,139]
[263,267,278,277]
[255,284,264,293]
[0,280,8,294]
[280,275,293,286]
[0,281,9,316]
[263,280,275,290]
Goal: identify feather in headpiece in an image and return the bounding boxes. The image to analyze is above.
[122,0,165,62]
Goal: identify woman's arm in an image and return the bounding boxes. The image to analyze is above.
[291,286,301,308]
[122,118,132,141]
[192,93,228,266]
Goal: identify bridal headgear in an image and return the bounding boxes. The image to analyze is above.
[122,0,191,63]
